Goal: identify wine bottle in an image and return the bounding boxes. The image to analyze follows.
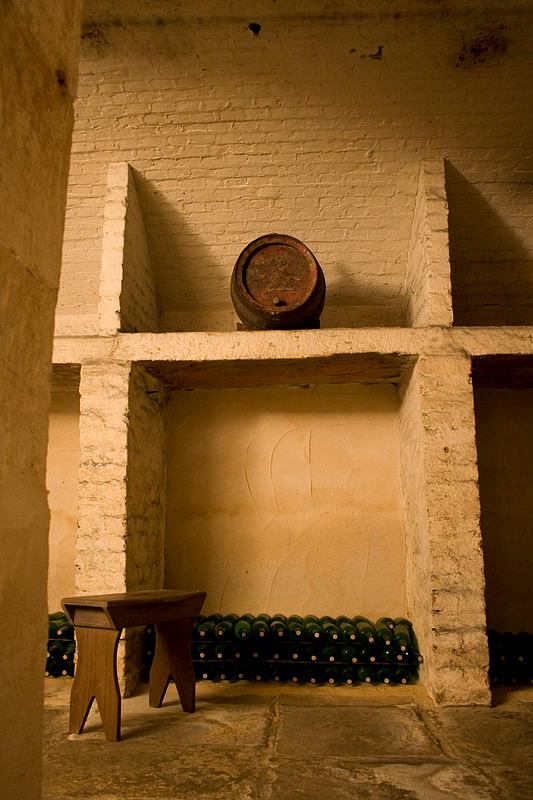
[234,619,252,640]
[287,644,305,662]
[269,619,287,639]
[62,641,76,661]
[214,643,232,661]
[47,642,65,661]
[255,613,272,624]
[214,614,239,639]
[352,619,376,644]
[357,665,373,684]
[270,613,288,623]
[324,665,340,685]
[45,660,63,678]
[375,666,393,684]
[287,617,304,640]
[376,616,395,630]
[394,666,412,685]
[303,620,322,640]
[340,645,359,664]
[338,621,357,642]
[251,619,269,640]
[341,666,357,685]
[393,622,412,651]
[375,623,392,646]
[194,642,213,661]
[321,620,341,642]
[360,646,378,664]
[307,645,322,663]
[321,645,338,663]
[196,618,218,639]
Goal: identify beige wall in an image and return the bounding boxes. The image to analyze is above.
[166,383,406,617]
[57,2,533,334]
[0,2,81,798]
[474,387,533,633]
[47,392,80,611]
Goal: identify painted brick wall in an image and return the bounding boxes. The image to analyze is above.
[58,3,533,332]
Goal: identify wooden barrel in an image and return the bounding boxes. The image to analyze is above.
[230,233,326,330]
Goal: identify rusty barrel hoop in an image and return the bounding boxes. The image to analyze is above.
[230,233,326,330]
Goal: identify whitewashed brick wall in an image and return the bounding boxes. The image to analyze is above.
[57,4,533,332]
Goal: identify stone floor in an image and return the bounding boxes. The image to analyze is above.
[43,678,533,800]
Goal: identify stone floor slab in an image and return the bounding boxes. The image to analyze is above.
[436,707,533,764]
[277,705,442,759]
[270,759,498,800]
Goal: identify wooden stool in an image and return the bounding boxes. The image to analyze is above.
[61,589,206,741]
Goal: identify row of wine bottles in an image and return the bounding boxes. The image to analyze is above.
[194,661,417,685]
[190,640,422,667]
[45,612,75,678]
[191,613,419,650]
[141,613,423,684]
[488,630,533,686]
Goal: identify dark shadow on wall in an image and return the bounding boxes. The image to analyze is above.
[134,173,229,332]
[445,161,533,326]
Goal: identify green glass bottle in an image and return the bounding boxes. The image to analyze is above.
[196,619,218,639]
[287,644,305,662]
[393,666,413,685]
[393,622,412,651]
[357,665,373,684]
[376,666,393,684]
[360,646,378,664]
[45,660,63,678]
[269,619,287,639]
[321,620,341,642]
[378,644,400,664]
[321,644,338,663]
[341,666,357,685]
[194,642,213,661]
[214,643,232,661]
[376,616,395,630]
[302,614,320,625]
[340,645,359,664]
[284,615,303,638]
[62,641,76,661]
[303,620,322,640]
[307,645,322,663]
[324,665,340,685]
[270,613,288,623]
[214,614,239,639]
[234,619,253,640]
[251,619,269,640]
[352,619,376,644]
[338,621,357,642]
[375,623,392,646]
[47,642,65,661]
[255,613,272,624]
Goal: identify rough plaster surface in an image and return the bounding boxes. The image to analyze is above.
[47,391,80,611]
[0,2,81,798]
[474,387,533,633]
[166,383,407,616]
[57,2,533,332]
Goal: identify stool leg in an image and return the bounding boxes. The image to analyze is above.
[70,627,122,741]
[149,619,196,713]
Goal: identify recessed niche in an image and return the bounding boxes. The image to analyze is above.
[165,382,407,618]
[447,163,533,326]
[473,356,533,633]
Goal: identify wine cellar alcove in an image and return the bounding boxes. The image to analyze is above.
[44,1,533,709]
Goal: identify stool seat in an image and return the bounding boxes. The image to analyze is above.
[62,589,206,741]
